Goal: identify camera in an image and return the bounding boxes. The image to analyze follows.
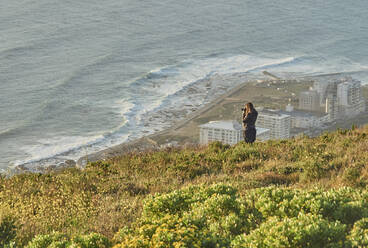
[241,108,245,111]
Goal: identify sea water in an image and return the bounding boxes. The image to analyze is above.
[1,0,368,171]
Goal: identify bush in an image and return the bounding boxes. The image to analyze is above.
[114,184,368,247]
[231,213,346,248]
[116,184,262,247]
[347,218,368,248]
[26,232,70,248]
[26,232,111,248]
[73,233,111,248]
[248,187,368,224]
[343,167,362,187]
[0,212,17,247]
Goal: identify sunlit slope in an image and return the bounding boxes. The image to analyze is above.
[1,126,367,247]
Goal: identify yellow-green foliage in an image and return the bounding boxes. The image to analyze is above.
[26,232,110,248]
[114,184,368,247]
[348,218,368,248]
[0,126,367,246]
[0,208,17,247]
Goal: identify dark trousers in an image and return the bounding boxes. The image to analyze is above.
[243,128,256,143]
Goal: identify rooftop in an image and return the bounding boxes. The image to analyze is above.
[259,109,290,118]
[199,121,270,135]
[199,120,242,131]
[300,90,319,96]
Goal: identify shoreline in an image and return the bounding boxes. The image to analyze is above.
[76,78,259,167]
[77,72,368,168]
[6,72,260,174]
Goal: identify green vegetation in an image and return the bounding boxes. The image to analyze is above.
[115,185,368,247]
[0,126,368,247]
[25,232,110,248]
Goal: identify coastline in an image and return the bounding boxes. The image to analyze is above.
[76,78,259,167]
[6,72,259,174]
[77,72,368,168]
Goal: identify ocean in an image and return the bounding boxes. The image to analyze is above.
[1,0,368,171]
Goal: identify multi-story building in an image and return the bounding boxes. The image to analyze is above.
[199,120,242,145]
[280,109,328,129]
[313,80,330,106]
[199,120,270,145]
[336,80,365,118]
[312,77,366,121]
[324,81,339,122]
[337,80,362,105]
[257,110,291,139]
[326,93,338,122]
[299,90,320,111]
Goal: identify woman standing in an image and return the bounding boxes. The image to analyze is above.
[242,102,258,143]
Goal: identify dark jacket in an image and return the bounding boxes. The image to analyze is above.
[243,110,258,143]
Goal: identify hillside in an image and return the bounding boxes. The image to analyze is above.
[1,125,368,247]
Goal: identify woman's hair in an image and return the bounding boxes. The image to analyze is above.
[245,102,255,115]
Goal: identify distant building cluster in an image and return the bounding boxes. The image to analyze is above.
[199,77,366,144]
[302,77,366,121]
[257,77,366,139]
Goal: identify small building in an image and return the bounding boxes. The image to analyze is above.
[257,110,291,139]
[199,120,270,145]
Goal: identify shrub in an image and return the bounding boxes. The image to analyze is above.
[347,218,368,248]
[114,183,368,247]
[248,187,368,224]
[208,141,230,153]
[26,232,70,248]
[26,233,111,248]
[231,213,346,248]
[73,233,111,248]
[0,212,17,247]
[116,184,262,247]
[343,167,362,187]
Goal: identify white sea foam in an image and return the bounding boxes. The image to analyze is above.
[13,135,103,166]
[142,55,296,97]
[268,55,368,80]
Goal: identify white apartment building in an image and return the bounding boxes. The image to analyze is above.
[199,120,270,145]
[199,120,242,145]
[299,90,320,111]
[337,80,365,118]
[257,110,291,139]
[337,80,362,105]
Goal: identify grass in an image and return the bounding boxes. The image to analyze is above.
[0,125,368,247]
